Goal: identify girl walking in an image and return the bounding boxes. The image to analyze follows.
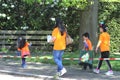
[93,22,113,75]
[18,37,31,68]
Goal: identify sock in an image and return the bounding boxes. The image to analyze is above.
[96,68,99,70]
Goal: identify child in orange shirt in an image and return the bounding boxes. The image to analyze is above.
[93,22,113,75]
[80,32,93,70]
[82,33,92,51]
[18,37,31,68]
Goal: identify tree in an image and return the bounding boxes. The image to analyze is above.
[79,0,98,49]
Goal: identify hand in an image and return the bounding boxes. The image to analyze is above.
[29,42,32,46]
[83,40,86,43]
[95,47,98,53]
[52,37,56,42]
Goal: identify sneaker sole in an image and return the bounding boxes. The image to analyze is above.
[59,71,67,76]
[105,73,113,76]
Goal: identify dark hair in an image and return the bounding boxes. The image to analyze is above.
[55,18,66,35]
[99,22,107,32]
[55,18,60,28]
[82,32,90,38]
[18,37,26,49]
[17,36,22,48]
[100,26,107,32]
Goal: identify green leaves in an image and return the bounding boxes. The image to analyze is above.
[23,0,36,5]
[100,0,120,2]
[23,0,89,10]
[60,0,88,9]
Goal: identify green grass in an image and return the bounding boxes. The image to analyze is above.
[2,50,120,71]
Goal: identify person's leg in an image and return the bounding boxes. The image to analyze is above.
[104,51,112,70]
[94,52,104,73]
[89,64,93,70]
[58,50,64,69]
[58,50,67,76]
[83,63,87,70]
[21,57,26,68]
[97,52,104,69]
[53,50,63,72]
[103,51,113,75]
[58,50,64,61]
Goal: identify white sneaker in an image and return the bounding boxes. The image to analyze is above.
[60,68,67,76]
[105,70,113,75]
[93,69,100,74]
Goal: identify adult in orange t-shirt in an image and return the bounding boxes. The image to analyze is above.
[52,18,67,77]
[93,22,113,75]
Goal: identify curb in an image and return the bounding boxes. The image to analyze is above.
[0,69,76,80]
[0,69,53,79]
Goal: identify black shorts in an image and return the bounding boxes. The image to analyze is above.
[101,51,110,58]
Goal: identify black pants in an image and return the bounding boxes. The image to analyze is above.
[83,63,93,70]
[79,62,93,70]
[22,55,27,65]
[97,51,112,70]
[22,58,26,65]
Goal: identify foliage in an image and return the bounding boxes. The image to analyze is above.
[0,0,89,51]
[100,0,120,2]
[0,0,89,30]
[0,0,120,53]
[0,47,8,53]
[23,0,89,9]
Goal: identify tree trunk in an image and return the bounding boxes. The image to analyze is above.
[79,0,98,49]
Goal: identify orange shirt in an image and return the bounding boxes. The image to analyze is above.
[86,39,93,50]
[52,27,66,50]
[18,42,30,54]
[99,32,110,52]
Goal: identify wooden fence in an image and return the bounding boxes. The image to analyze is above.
[0,30,52,52]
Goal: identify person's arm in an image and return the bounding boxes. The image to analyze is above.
[26,42,32,46]
[84,41,88,48]
[96,40,101,52]
[51,28,57,42]
[17,48,21,51]
[96,33,103,53]
[83,40,88,50]
[29,42,32,46]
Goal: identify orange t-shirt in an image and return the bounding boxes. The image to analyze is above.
[18,42,30,57]
[52,27,66,50]
[99,32,110,52]
[86,39,93,50]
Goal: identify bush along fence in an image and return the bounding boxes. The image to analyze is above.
[0,30,52,53]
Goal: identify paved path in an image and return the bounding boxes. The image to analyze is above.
[0,73,43,80]
[0,59,120,80]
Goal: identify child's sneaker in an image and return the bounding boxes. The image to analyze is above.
[105,70,113,75]
[22,64,26,68]
[60,68,67,76]
[93,69,100,74]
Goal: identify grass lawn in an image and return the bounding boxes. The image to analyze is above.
[1,50,120,71]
